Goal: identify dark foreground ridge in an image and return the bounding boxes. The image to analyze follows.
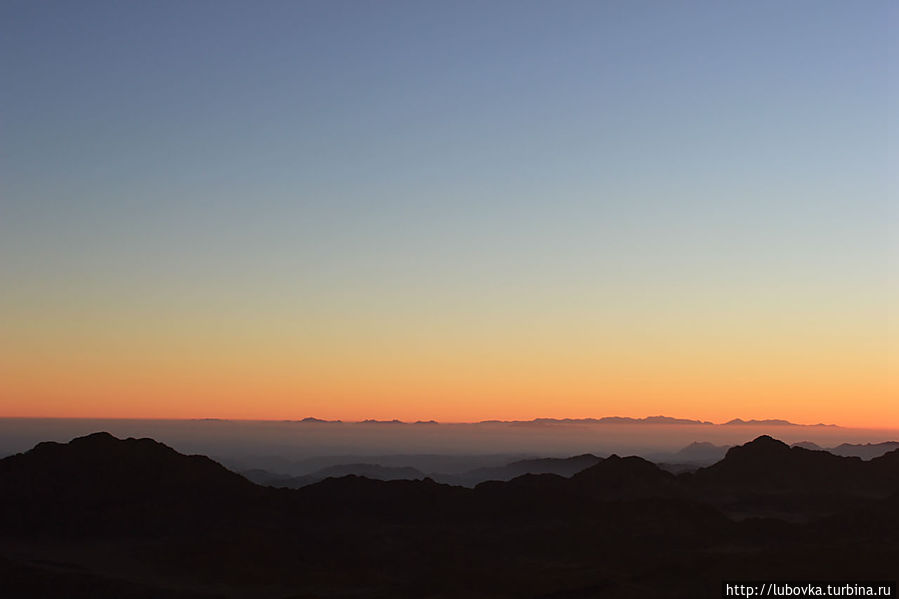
[1,433,897,598]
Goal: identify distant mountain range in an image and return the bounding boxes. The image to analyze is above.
[242,463,429,488]
[265,415,839,426]
[790,440,899,459]
[241,454,605,488]
[1,432,896,598]
[829,441,899,459]
[240,439,899,489]
[723,418,837,427]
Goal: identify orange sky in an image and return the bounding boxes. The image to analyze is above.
[3,280,895,428]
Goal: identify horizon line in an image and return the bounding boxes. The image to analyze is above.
[0,414,854,428]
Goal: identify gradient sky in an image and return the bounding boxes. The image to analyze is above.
[1,1,896,426]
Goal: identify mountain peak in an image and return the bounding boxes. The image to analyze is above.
[74,431,118,443]
[721,435,790,460]
[33,431,119,452]
[572,454,677,499]
[689,435,879,495]
[0,432,261,537]
[748,434,788,446]
[574,454,670,482]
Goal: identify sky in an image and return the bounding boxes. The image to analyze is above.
[1,1,896,427]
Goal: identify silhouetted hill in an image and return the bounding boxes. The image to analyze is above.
[1,432,898,598]
[690,435,869,490]
[683,436,899,520]
[572,454,682,499]
[0,432,260,536]
[443,453,603,485]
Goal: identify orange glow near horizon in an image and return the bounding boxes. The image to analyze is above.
[2,254,894,429]
[2,302,894,428]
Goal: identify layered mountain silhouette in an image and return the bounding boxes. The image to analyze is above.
[690,435,899,491]
[675,441,730,461]
[437,453,604,486]
[242,463,427,488]
[570,454,683,499]
[792,440,824,450]
[1,432,897,598]
[685,435,899,520]
[240,453,605,488]
[239,439,899,491]
[829,441,899,459]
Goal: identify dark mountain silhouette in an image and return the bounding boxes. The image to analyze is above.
[792,440,824,450]
[572,454,683,499]
[297,416,337,423]
[683,435,899,521]
[313,462,426,480]
[231,452,523,478]
[675,441,730,461]
[440,453,603,485]
[1,432,897,598]
[690,435,876,490]
[829,441,899,459]
[240,463,427,488]
[640,442,732,473]
[0,432,261,536]
[239,467,315,488]
[655,461,702,474]
[788,441,899,460]
[722,418,837,427]
[244,454,605,488]
[508,453,603,476]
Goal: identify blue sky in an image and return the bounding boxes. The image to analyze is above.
[3,1,893,279]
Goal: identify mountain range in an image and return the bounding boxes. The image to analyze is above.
[1,433,897,598]
[270,416,836,426]
[237,440,899,489]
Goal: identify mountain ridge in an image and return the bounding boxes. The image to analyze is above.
[2,432,897,598]
[263,415,843,426]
